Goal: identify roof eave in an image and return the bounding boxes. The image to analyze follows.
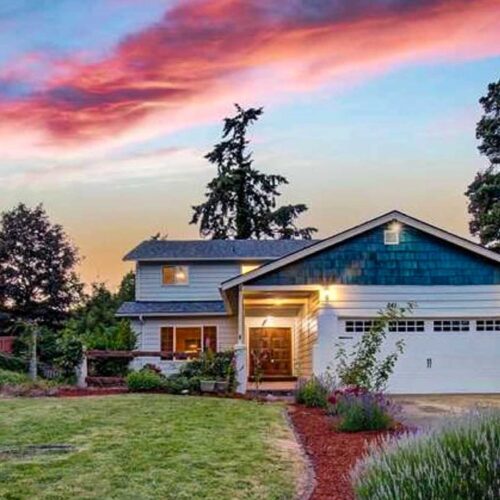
[116,311,229,318]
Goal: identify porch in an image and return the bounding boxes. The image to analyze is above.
[234,287,328,393]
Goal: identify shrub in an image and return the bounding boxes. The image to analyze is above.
[0,368,29,386]
[0,369,59,397]
[296,376,332,408]
[352,411,500,499]
[329,388,395,432]
[179,350,236,392]
[126,369,165,391]
[0,353,27,373]
[164,374,195,394]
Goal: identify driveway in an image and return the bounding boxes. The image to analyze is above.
[391,394,500,428]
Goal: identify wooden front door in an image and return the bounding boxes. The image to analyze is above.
[249,327,292,377]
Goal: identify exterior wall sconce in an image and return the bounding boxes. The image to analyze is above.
[320,286,337,303]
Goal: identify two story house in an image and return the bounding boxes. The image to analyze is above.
[117,210,500,394]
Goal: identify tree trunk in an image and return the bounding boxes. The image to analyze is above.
[29,326,37,380]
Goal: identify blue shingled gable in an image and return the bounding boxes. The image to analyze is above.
[248,223,500,286]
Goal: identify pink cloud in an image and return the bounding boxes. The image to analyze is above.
[0,0,499,149]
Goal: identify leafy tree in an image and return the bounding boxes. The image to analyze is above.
[0,203,82,326]
[191,104,317,240]
[335,303,412,392]
[116,271,135,303]
[466,80,500,251]
[54,278,137,376]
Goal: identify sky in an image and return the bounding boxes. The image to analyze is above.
[0,0,499,288]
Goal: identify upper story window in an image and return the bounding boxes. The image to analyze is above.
[162,265,189,286]
[384,229,400,245]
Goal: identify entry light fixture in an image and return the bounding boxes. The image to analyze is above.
[320,285,337,303]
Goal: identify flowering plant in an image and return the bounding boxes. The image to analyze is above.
[328,386,399,432]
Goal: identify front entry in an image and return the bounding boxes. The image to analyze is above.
[249,327,292,378]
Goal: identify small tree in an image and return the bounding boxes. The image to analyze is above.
[335,303,413,392]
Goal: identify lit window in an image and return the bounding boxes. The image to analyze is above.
[384,229,400,245]
[433,320,470,332]
[162,265,189,285]
[241,263,260,274]
[160,326,217,360]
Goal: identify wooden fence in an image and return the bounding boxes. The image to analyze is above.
[0,336,15,354]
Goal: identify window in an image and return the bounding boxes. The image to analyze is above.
[388,320,425,332]
[345,319,424,333]
[162,265,189,285]
[345,320,376,333]
[384,229,399,245]
[433,320,469,332]
[160,326,217,360]
[241,263,260,274]
[476,319,500,331]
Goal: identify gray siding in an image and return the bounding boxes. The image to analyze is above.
[136,262,241,301]
[131,316,238,352]
[294,294,319,377]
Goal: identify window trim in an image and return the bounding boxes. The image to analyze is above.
[160,325,218,360]
[161,265,190,286]
[433,320,470,332]
[476,319,500,332]
[344,319,425,333]
[384,229,400,245]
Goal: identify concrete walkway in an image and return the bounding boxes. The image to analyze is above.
[392,394,500,428]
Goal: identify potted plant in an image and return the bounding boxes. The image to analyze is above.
[215,379,228,393]
[200,378,216,392]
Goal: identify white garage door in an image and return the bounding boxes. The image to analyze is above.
[337,318,500,394]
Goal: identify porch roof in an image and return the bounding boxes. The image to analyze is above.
[116,300,228,317]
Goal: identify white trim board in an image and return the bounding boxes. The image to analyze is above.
[221,210,500,291]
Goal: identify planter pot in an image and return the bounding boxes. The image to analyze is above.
[216,381,229,393]
[200,380,216,392]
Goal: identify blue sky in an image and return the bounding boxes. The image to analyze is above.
[0,0,498,285]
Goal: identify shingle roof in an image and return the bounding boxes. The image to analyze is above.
[124,239,317,261]
[116,301,227,317]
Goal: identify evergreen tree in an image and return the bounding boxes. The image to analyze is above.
[191,104,317,240]
[466,80,500,251]
[0,203,82,326]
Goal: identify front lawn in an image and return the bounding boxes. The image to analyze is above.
[0,395,297,499]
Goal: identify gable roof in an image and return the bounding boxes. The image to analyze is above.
[221,210,500,291]
[124,239,316,262]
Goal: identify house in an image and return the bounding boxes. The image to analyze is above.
[117,210,500,394]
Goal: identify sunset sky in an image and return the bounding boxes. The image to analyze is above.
[0,0,499,288]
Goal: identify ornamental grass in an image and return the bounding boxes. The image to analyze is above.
[352,410,500,499]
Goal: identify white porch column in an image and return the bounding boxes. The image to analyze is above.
[235,285,247,394]
[313,303,338,376]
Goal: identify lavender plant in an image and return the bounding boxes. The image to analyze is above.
[352,410,500,499]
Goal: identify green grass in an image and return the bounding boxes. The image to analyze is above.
[0,395,297,499]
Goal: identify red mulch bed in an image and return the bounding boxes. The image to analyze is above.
[57,387,129,397]
[289,405,399,500]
